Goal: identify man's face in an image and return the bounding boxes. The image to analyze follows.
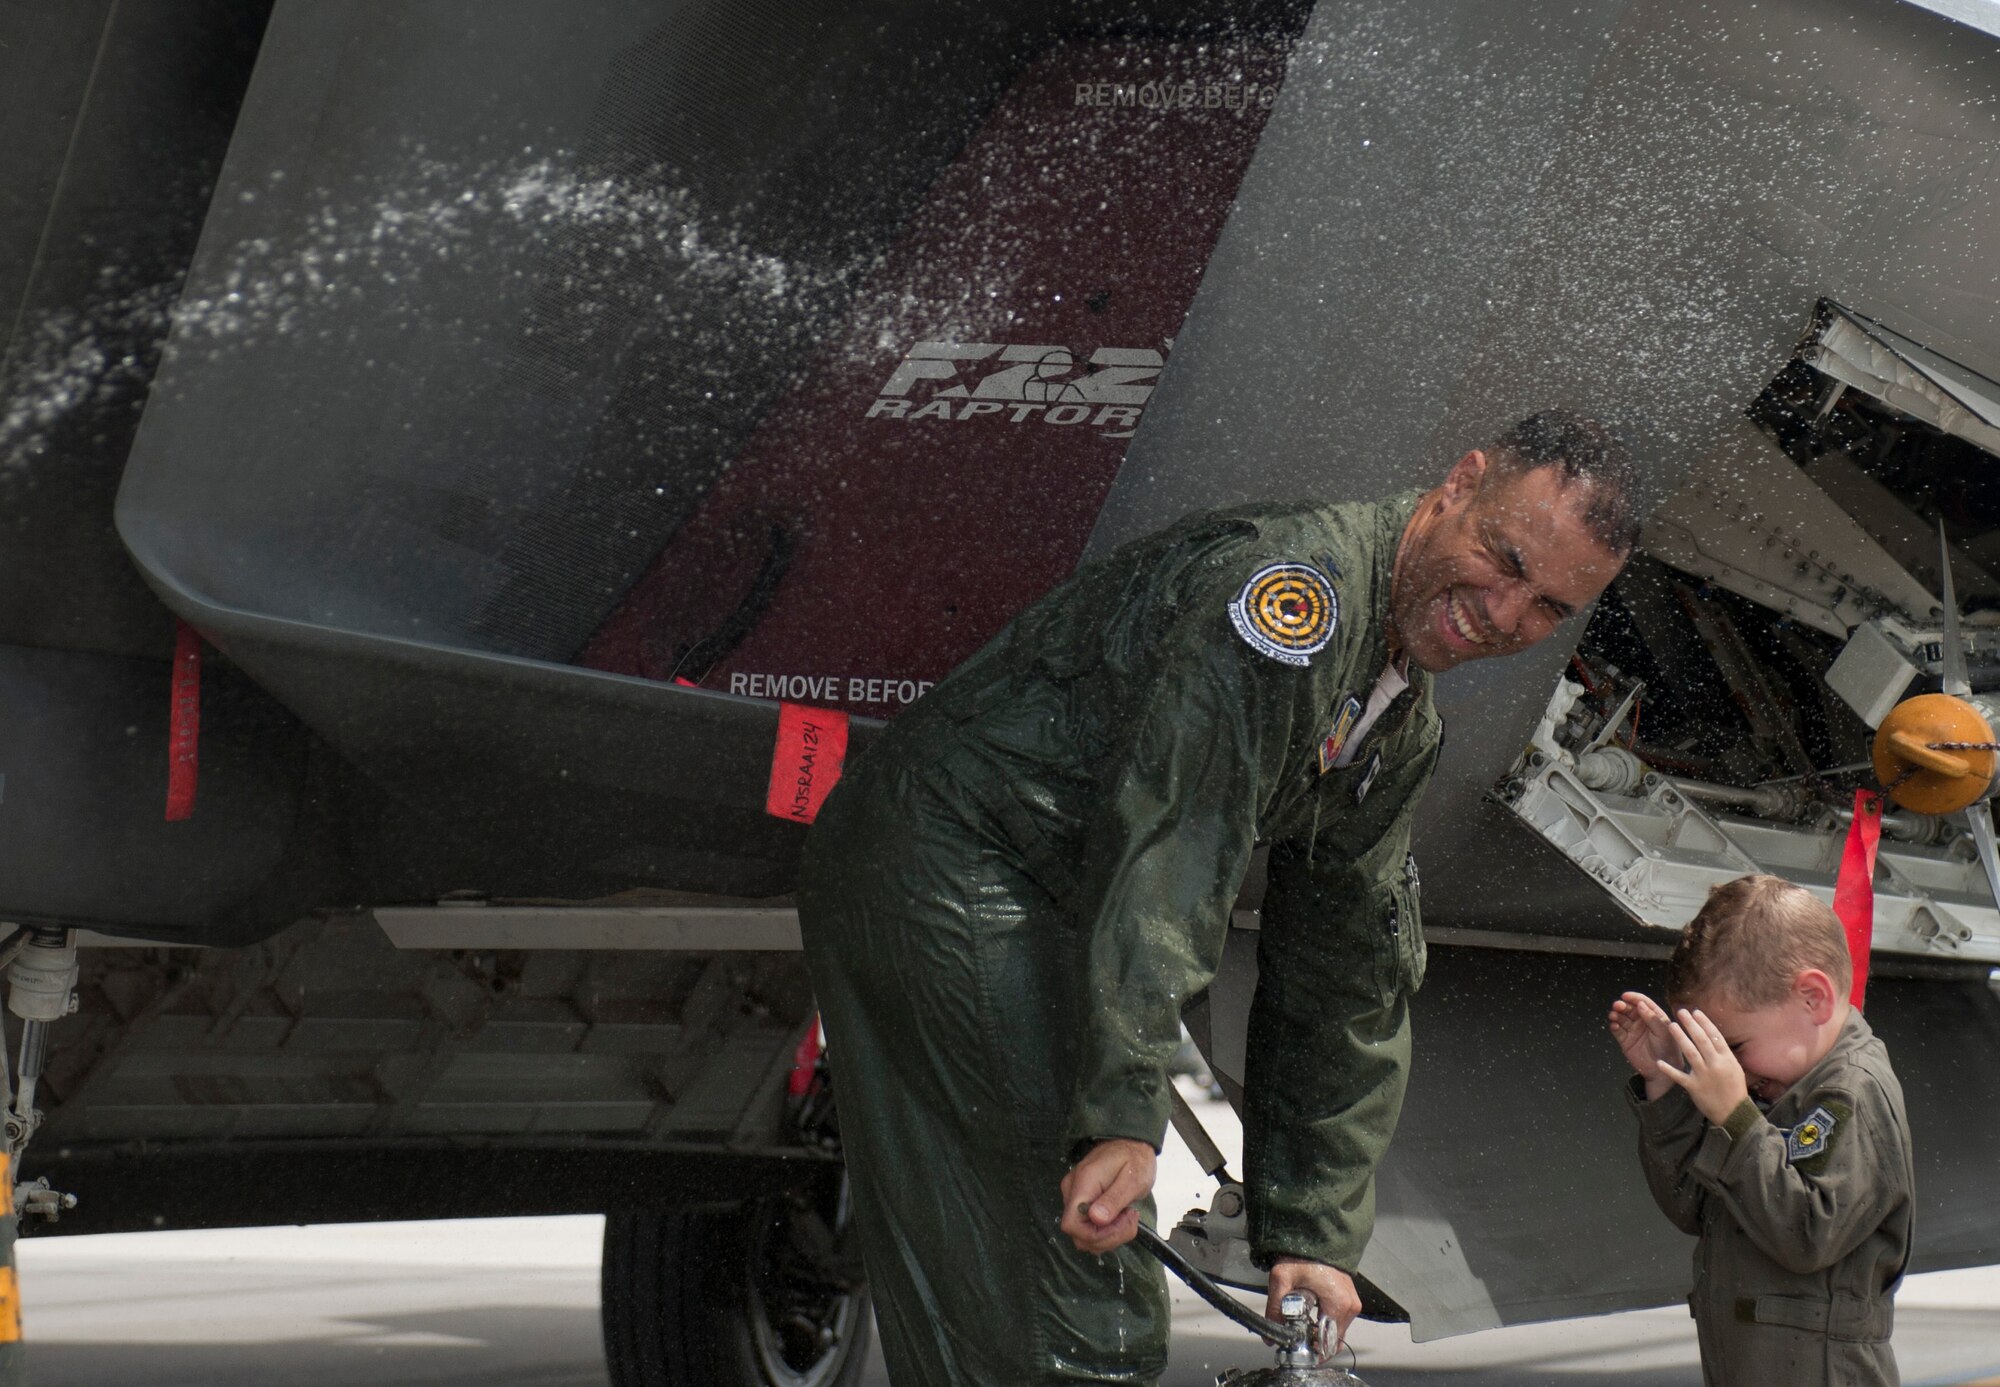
[1694,985,1827,1104]
[1391,452,1628,674]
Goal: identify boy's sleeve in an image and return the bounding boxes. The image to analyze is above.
[1685,1080,1908,1274]
[1626,1077,1709,1235]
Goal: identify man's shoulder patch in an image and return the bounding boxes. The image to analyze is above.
[1784,1101,1847,1164]
[1227,561,1338,667]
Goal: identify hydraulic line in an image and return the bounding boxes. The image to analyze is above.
[1128,1220,1304,1349]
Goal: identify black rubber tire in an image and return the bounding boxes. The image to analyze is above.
[601,1188,872,1387]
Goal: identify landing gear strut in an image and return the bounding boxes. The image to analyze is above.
[5,928,81,1160]
[0,925,85,1386]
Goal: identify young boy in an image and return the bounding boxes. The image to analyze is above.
[1608,874,1914,1387]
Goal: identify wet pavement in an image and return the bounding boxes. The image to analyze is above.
[14,1089,1999,1385]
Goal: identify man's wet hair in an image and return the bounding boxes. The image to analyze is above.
[1665,874,1853,1010]
[1485,408,1642,554]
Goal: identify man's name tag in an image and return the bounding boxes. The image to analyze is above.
[1354,749,1383,804]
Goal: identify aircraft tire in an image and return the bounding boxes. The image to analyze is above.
[601,1184,872,1387]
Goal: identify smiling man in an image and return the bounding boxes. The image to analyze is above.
[797,409,1637,1386]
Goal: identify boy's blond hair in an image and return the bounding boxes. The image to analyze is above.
[1666,874,1853,1009]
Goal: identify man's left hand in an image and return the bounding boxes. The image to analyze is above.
[1059,1138,1157,1254]
[1267,1257,1361,1353]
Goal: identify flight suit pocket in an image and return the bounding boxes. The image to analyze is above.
[1829,1294,1893,1343]
[1394,873,1427,994]
[1735,1293,1891,1342]
[1370,877,1427,1006]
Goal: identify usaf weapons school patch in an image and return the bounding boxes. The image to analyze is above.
[1785,1103,1842,1164]
[1229,562,1338,667]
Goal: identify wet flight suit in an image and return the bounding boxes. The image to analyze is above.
[1630,1009,1913,1386]
[798,493,1439,1385]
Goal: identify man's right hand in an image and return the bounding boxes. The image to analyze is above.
[1058,1138,1157,1254]
[1608,991,1677,1100]
[1267,1257,1362,1355]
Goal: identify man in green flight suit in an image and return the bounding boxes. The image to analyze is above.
[797,410,1639,1384]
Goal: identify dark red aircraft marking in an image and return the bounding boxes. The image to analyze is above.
[582,39,1284,717]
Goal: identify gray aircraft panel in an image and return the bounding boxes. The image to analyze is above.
[1,0,271,660]
[1085,0,1638,548]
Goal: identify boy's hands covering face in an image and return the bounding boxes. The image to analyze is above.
[1607,991,1677,1100]
[1657,1007,1751,1126]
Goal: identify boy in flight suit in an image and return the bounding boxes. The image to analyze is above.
[801,411,1637,1385]
[1610,874,1914,1387]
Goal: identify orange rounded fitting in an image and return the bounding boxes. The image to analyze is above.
[1872,693,1998,815]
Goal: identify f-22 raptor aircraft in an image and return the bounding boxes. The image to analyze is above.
[5,1,2000,1382]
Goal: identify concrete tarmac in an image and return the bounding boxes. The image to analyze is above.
[15,1089,2000,1385]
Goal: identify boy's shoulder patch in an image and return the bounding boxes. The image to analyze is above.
[1783,1097,1853,1165]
